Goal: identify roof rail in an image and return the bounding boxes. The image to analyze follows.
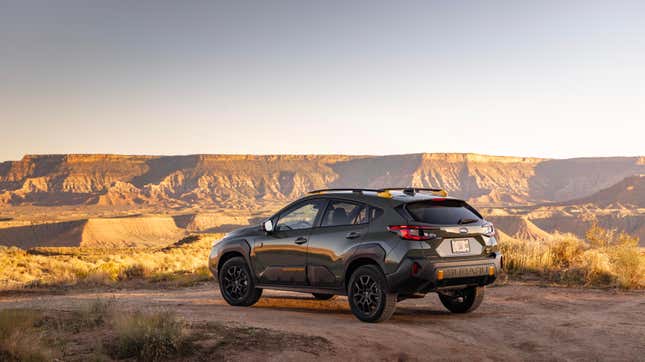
[308,188,382,194]
[383,187,447,196]
[308,187,447,197]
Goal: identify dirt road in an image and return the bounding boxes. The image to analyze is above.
[2,283,643,361]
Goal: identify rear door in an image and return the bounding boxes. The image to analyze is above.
[306,200,370,288]
[252,199,324,285]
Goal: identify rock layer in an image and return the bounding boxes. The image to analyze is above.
[1,153,642,208]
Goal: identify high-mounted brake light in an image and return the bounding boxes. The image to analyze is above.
[387,225,436,241]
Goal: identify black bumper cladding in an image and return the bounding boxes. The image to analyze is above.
[386,254,502,294]
[441,265,491,279]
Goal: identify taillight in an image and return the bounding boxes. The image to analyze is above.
[387,225,436,241]
[482,223,495,237]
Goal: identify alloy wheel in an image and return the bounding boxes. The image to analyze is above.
[351,274,382,316]
[222,265,249,300]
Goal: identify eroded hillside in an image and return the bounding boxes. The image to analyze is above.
[1,153,643,208]
[0,153,642,247]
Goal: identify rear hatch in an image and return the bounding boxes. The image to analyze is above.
[401,199,495,258]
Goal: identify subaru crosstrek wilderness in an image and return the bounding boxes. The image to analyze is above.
[209,188,502,322]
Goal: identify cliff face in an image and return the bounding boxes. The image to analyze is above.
[0,153,643,209]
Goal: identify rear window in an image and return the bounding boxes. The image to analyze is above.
[405,199,482,225]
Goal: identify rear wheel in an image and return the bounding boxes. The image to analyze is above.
[347,265,397,323]
[312,293,335,300]
[219,257,262,306]
[438,286,485,313]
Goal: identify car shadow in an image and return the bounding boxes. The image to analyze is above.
[239,295,478,323]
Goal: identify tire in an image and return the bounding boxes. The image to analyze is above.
[218,257,262,307]
[312,293,335,300]
[347,265,397,323]
[438,286,485,313]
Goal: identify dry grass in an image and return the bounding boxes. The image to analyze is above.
[0,234,218,290]
[0,299,331,361]
[500,225,644,289]
[105,311,190,361]
[1,225,642,292]
[0,309,54,361]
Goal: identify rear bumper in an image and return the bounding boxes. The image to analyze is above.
[386,253,503,294]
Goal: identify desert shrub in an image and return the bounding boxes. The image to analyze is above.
[575,249,615,287]
[0,234,217,290]
[106,311,189,361]
[499,238,553,274]
[585,220,614,248]
[120,263,147,280]
[501,224,644,289]
[0,309,53,361]
[608,243,644,289]
[72,298,115,330]
[549,237,585,268]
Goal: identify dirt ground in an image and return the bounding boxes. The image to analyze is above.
[1,282,643,361]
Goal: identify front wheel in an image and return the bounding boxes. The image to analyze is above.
[438,286,485,313]
[347,265,397,323]
[219,257,262,306]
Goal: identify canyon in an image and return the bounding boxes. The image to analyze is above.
[0,153,643,247]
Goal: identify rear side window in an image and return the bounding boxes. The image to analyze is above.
[322,201,369,227]
[370,207,384,221]
[405,199,482,225]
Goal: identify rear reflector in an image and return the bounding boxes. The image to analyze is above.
[411,262,421,275]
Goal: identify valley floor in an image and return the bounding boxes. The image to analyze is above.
[1,282,643,361]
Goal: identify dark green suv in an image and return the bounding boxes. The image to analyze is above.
[208,188,502,322]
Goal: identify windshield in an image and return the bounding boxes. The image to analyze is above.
[405,199,482,225]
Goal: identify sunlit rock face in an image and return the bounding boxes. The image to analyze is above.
[0,153,642,209]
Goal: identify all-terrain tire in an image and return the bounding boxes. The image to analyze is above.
[219,257,262,307]
[312,293,335,300]
[438,286,485,313]
[347,265,397,323]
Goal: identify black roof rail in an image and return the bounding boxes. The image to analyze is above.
[308,187,447,197]
[308,188,382,194]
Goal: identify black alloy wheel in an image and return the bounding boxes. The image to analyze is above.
[219,257,262,306]
[347,265,397,322]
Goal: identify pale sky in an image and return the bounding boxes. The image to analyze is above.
[1,0,644,162]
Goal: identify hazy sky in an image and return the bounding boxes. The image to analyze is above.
[1,0,643,161]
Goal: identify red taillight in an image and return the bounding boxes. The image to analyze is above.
[387,225,436,241]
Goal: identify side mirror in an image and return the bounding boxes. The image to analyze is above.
[263,219,274,233]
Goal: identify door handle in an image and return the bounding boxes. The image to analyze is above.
[294,236,308,245]
[345,231,361,239]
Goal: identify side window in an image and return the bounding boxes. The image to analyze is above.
[322,201,369,227]
[370,207,384,221]
[275,200,323,231]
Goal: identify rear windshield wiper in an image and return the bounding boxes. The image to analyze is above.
[457,218,478,225]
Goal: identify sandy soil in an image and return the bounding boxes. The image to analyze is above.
[1,283,643,361]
